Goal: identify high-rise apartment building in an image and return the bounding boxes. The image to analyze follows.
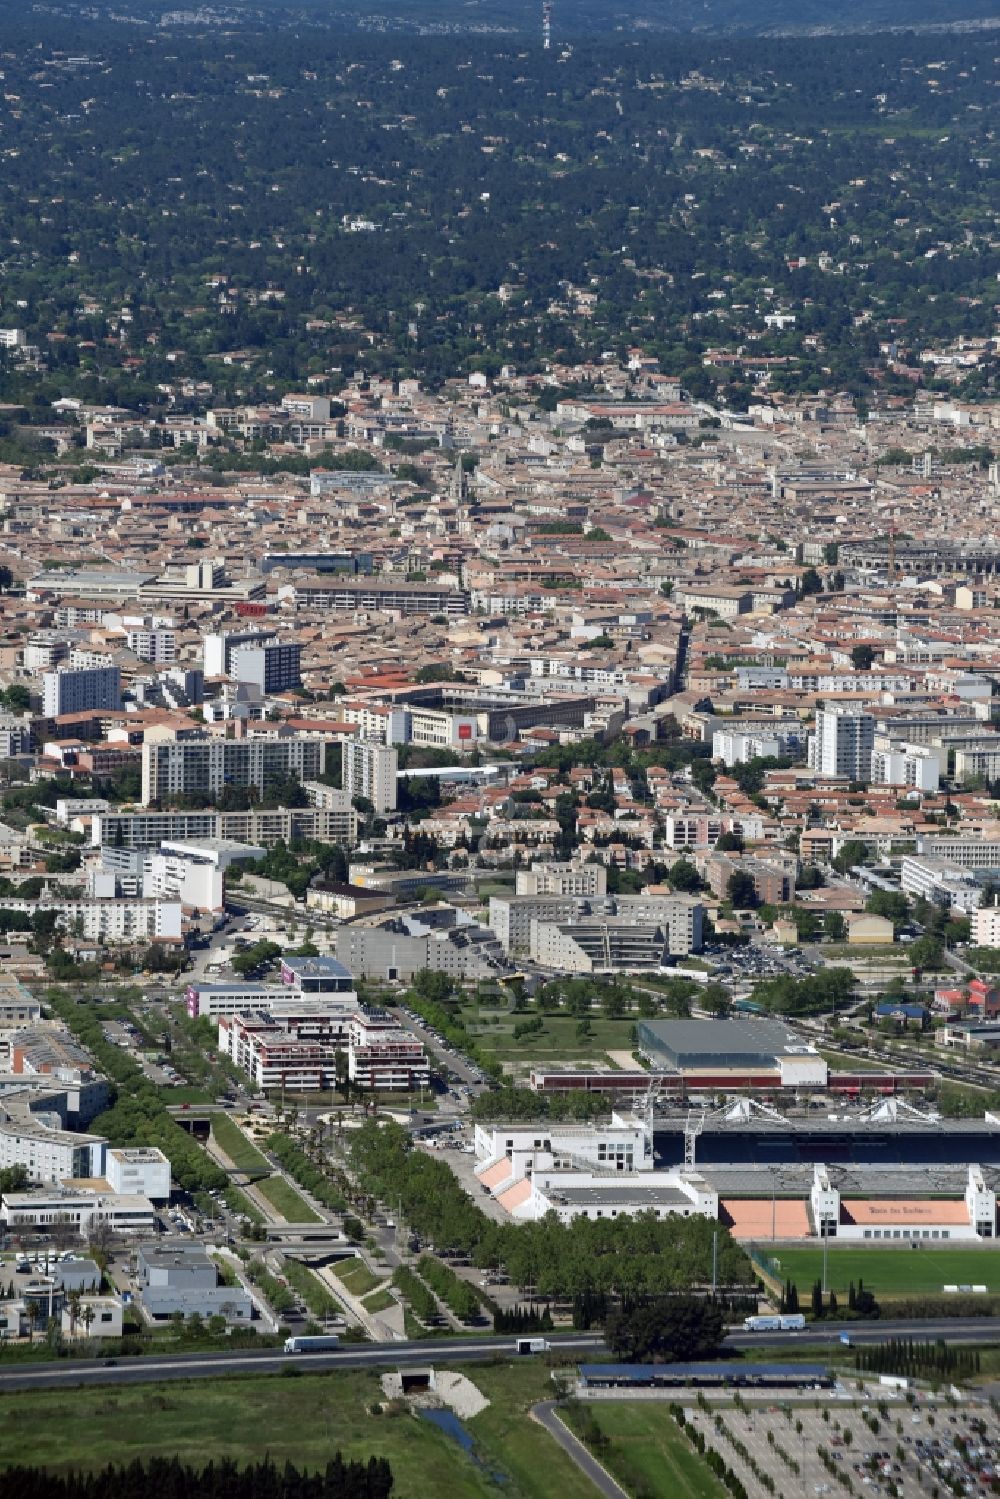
[810,707,874,780]
[42,665,121,719]
[141,734,325,806]
[203,629,277,679]
[341,738,398,814]
[230,640,302,695]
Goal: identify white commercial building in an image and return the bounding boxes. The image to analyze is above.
[899,856,982,913]
[341,738,398,814]
[809,707,874,780]
[489,892,702,956]
[104,1147,172,1202]
[472,1116,717,1225]
[1,1188,156,1237]
[914,838,1000,872]
[0,1101,104,1184]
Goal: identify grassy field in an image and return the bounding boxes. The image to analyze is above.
[255,1175,321,1223]
[467,1011,638,1065]
[167,1086,215,1105]
[0,1364,588,1499]
[764,1245,1000,1298]
[565,1403,725,1499]
[336,1258,384,1297]
[819,1050,893,1073]
[210,1114,270,1172]
[362,1288,396,1313]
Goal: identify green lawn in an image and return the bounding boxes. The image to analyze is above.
[168,1086,215,1105]
[210,1114,270,1172]
[819,1050,892,1073]
[362,1288,397,1313]
[255,1175,321,1223]
[336,1258,384,1297]
[468,1012,638,1064]
[763,1245,1000,1298]
[564,1403,725,1499]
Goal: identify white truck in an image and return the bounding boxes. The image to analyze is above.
[515,1337,549,1355]
[742,1314,805,1332]
[283,1334,341,1354]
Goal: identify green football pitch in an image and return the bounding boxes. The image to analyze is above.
[761,1245,1000,1298]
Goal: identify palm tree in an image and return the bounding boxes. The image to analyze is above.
[27,1300,44,1345]
[67,1289,82,1339]
[81,1304,96,1341]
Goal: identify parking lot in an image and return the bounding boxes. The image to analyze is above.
[684,1389,998,1499]
[703,941,819,983]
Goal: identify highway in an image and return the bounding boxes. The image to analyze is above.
[0,1318,997,1392]
[728,1317,1000,1349]
[0,1333,606,1391]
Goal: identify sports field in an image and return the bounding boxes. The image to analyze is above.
[764,1245,1000,1298]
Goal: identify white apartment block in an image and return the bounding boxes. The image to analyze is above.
[954,746,1000,783]
[515,861,607,897]
[203,628,277,679]
[341,738,398,814]
[95,801,355,850]
[281,393,331,421]
[230,640,302,695]
[972,901,1000,949]
[871,740,940,792]
[346,1011,431,1091]
[141,734,325,806]
[809,707,874,780]
[712,730,787,766]
[665,814,722,850]
[0,896,182,943]
[127,628,176,663]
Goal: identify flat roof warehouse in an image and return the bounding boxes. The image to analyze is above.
[636,1017,820,1070]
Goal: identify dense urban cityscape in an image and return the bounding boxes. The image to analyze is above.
[0,2,999,1497]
